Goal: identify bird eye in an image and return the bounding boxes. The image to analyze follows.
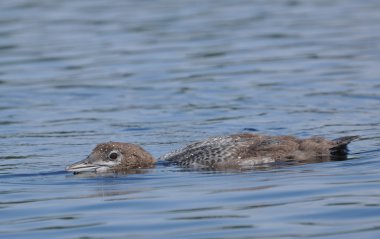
[108,151,119,160]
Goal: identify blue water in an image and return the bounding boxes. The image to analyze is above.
[1,0,380,238]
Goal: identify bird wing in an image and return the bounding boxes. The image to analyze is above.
[159,135,289,166]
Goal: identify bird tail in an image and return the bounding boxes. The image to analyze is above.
[330,135,359,158]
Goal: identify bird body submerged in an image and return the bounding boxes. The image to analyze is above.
[159,134,358,169]
[66,133,359,173]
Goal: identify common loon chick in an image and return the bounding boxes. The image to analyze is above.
[66,134,358,173]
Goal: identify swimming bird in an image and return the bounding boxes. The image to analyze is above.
[66,133,359,173]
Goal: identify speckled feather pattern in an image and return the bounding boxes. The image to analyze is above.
[159,135,241,167]
[159,134,358,169]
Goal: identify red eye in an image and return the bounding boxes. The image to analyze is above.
[109,152,118,160]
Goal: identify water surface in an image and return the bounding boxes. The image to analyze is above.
[1,0,380,238]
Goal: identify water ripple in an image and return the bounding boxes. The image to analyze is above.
[1,0,380,238]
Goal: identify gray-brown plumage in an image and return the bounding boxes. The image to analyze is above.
[66,133,358,173]
[159,134,359,169]
[66,142,155,173]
